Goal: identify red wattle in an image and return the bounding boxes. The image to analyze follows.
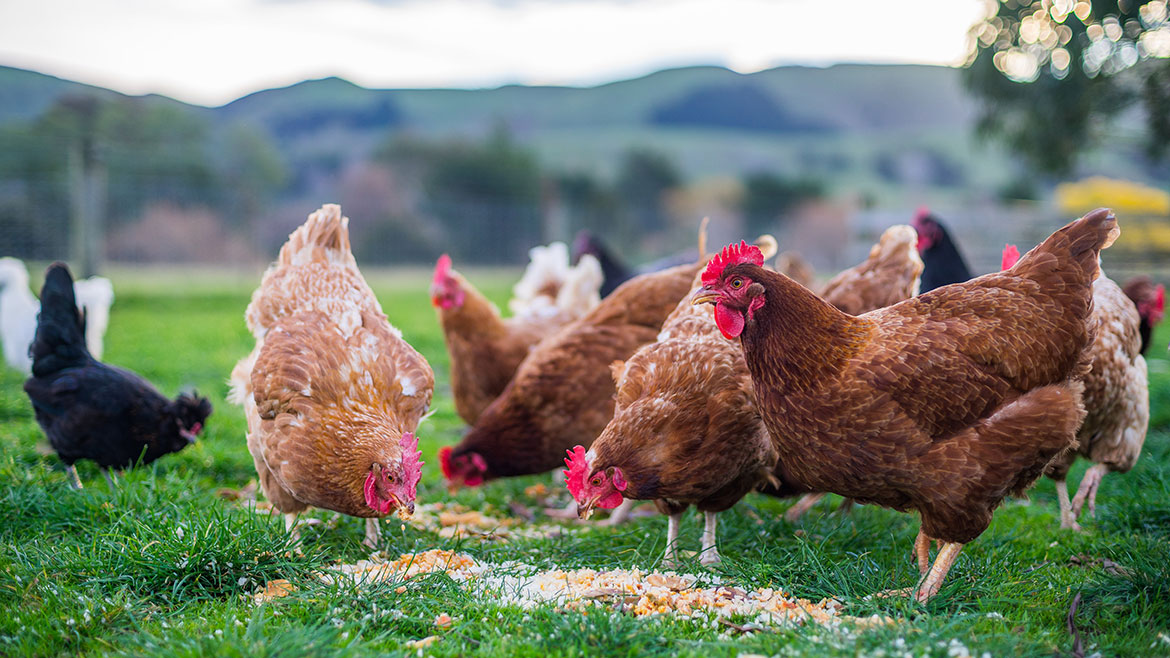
[714,302,745,339]
[598,491,624,509]
[363,471,392,514]
[438,446,454,479]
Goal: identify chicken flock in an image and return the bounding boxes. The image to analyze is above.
[9,203,1166,604]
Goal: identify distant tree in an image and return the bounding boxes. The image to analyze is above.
[616,148,682,234]
[214,122,288,227]
[377,126,543,263]
[964,0,1170,174]
[555,171,624,238]
[0,93,288,260]
[740,172,825,235]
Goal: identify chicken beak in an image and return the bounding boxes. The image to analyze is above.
[577,499,596,520]
[392,495,414,519]
[691,287,720,306]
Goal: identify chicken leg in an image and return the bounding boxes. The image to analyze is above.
[784,493,825,522]
[103,468,119,490]
[914,541,964,603]
[914,528,931,575]
[699,511,721,566]
[1054,478,1082,531]
[66,464,84,490]
[363,518,380,549]
[1071,463,1108,520]
[661,512,683,569]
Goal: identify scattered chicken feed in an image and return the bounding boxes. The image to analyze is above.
[307,549,890,630]
[402,502,573,542]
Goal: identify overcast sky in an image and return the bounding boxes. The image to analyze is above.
[0,0,989,107]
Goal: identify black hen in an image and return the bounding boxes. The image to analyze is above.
[23,263,211,488]
[912,208,973,293]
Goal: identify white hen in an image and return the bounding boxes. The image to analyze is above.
[0,258,115,373]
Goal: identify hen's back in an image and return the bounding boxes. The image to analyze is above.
[244,205,382,337]
[861,209,1117,435]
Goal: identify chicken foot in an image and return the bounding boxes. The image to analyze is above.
[1071,463,1109,521]
[661,512,683,569]
[1054,478,1082,531]
[699,511,721,566]
[914,541,964,603]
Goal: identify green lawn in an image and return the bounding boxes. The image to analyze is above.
[1,267,1168,657]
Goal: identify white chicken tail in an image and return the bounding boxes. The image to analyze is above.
[277,204,356,269]
[511,241,572,314]
[555,253,603,316]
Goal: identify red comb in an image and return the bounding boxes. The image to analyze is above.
[564,445,589,500]
[433,254,452,287]
[913,206,931,224]
[399,432,422,500]
[1156,284,1165,313]
[1001,244,1020,270]
[438,445,454,480]
[702,241,764,286]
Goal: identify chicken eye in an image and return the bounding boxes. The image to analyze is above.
[730,277,744,289]
[590,475,603,487]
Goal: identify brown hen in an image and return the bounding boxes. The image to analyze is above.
[693,209,1118,601]
[431,250,601,425]
[230,204,434,548]
[567,268,781,566]
[568,227,923,564]
[439,260,705,493]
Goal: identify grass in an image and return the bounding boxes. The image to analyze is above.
[1,267,1169,657]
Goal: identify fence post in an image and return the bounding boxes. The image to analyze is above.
[68,137,105,277]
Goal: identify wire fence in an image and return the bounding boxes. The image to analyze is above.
[1,169,1166,283]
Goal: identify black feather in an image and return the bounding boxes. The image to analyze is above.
[23,263,212,472]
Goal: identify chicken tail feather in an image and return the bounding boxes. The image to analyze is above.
[1015,208,1118,284]
[30,262,89,377]
[277,204,356,268]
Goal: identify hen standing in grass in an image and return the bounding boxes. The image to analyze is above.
[566,266,781,566]
[692,209,1117,602]
[230,204,432,548]
[567,227,923,563]
[1003,246,1156,531]
[432,246,601,425]
[24,263,210,488]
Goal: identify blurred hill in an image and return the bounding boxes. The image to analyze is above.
[0,63,990,188]
[1,62,1164,271]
